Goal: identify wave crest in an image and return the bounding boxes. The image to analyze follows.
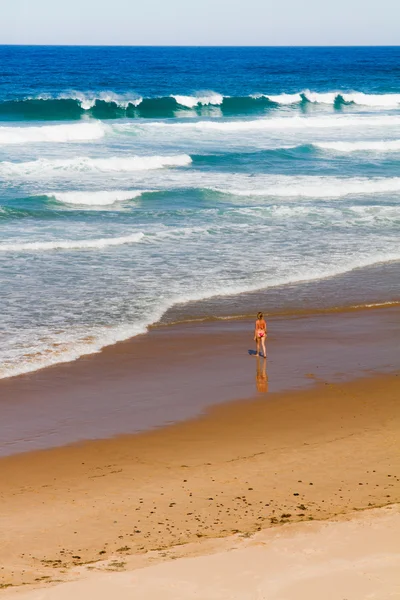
[0,233,145,252]
[171,92,224,108]
[49,190,145,206]
[3,90,400,120]
[145,114,400,132]
[254,90,400,107]
[0,122,105,144]
[0,154,192,177]
[214,176,400,198]
[317,140,400,152]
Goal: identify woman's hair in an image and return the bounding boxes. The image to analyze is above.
[257,312,263,319]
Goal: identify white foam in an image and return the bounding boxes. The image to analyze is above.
[253,90,338,104]
[61,91,143,109]
[45,170,399,202]
[317,140,400,152]
[0,154,192,176]
[0,122,106,144]
[172,92,224,108]
[301,90,400,106]
[228,203,400,223]
[253,90,400,107]
[303,91,339,104]
[208,175,400,198]
[340,92,400,107]
[50,190,145,206]
[18,90,400,110]
[0,321,151,381]
[132,171,400,200]
[0,232,145,252]
[252,92,303,104]
[37,170,399,202]
[145,114,400,132]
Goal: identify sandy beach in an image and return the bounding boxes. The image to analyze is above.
[2,506,400,599]
[0,306,399,595]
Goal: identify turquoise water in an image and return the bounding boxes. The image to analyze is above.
[1,46,400,378]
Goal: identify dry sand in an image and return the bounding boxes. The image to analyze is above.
[2,505,400,599]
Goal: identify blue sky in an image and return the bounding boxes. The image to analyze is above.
[2,0,400,45]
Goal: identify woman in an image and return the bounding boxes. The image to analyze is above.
[254,311,267,358]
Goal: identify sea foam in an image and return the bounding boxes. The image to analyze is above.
[317,140,400,152]
[171,92,224,108]
[0,154,192,176]
[59,91,143,109]
[0,232,145,252]
[144,114,400,132]
[208,175,400,198]
[50,190,145,206]
[253,90,400,107]
[0,122,106,144]
[12,90,400,110]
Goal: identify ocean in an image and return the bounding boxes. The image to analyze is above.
[1,46,399,379]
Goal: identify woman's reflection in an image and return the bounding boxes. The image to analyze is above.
[256,355,268,393]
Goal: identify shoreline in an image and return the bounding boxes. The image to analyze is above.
[2,259,400,383]
[1,305,399,457]
[159,260,400,326]
[1,371,399,589]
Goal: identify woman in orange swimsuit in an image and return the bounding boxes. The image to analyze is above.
[254,311,267,358]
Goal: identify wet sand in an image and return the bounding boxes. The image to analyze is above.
[0,306,399,456]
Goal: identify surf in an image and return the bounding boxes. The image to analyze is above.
[0,232,145,252]
[2,90,400,121]
[49,190,146,206]
[0,122,106,144]
[139,113,400,132]
[0,154,192,177]
[316,140,400,152]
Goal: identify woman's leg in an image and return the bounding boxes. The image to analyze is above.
[261,336,266,358]
[256,337,260,356]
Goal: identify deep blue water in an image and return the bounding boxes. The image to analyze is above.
[2,46,400,99]
[0,46,399,378]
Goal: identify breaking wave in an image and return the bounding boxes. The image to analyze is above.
[0,154,192,177]
[316,140,400,152]
[48,190,145,206]
[0,232,145,252]
[142,114,400,132]
[0,122,106,144]
[254,91,400,107]
[171,92,224,108]
[3,90,400,120]
[206,175,400,198]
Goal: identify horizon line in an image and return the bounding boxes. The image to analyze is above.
[1,44,399,48]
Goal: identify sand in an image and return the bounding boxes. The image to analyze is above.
[0,307,399,596]
[1,372,399,591]
[2,506,400,599]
